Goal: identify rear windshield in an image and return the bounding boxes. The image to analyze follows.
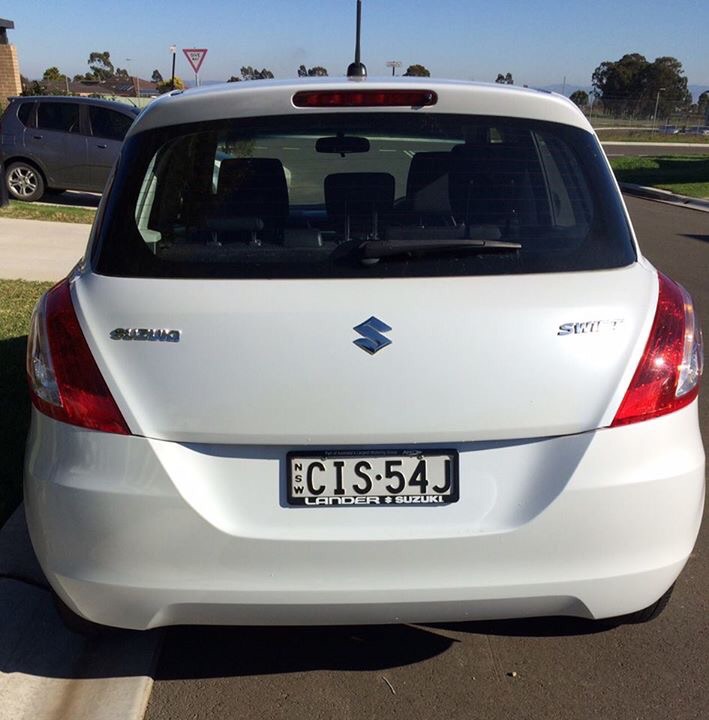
[94,113,635,279]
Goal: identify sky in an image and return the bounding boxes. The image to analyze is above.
[5,0,709,90]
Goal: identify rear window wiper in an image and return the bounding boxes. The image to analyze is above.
[348,238,521,260]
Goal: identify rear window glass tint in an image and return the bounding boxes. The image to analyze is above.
[37,103,80,133]
[90,107,133,142]
[94,113,635,279]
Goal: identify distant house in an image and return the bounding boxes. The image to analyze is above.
[39,77,160,99]
[104,77,160,98]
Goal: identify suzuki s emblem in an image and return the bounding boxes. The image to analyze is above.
[353,317,392,355]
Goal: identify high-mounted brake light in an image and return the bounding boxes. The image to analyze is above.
[612,273,703,427]
[292,90,438,108]
[26,278,130,435]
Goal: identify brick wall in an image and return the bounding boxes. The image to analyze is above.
[0,45,22,104]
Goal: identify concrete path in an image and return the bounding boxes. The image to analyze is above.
[0,218,91,282]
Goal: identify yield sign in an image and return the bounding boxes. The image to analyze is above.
[183,48,208,74]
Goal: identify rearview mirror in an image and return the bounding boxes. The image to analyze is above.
[316,135,370,155]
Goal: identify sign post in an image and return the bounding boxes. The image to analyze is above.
[182,48,208,88]
[170,45,177,90]
[385,60,402,77]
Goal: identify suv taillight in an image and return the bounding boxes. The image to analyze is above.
[26,278,130,435]
[612,273,703,427]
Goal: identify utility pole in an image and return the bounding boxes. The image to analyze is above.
[126,58,139,98]
[652,88,665,132]
[170,45,176,90]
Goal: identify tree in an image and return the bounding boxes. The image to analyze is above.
[403,64,430,77]
[643,56,692,116]
[698,91,709,119]
[157,76,185,94]
[240,66,275,81]
[115,67,130,79]
[297,64,328,77]
[87,51,115,81]
[151,69,163,84]
[592,53,648,117]
[569,90,589,107]
[42,67,65,81]
[22,80,47,96]
[495,72,513,84]
[591,53,691,118]
[227,76,242,83]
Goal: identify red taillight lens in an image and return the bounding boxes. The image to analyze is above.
[612,273,703,427]
[292,89,438,108]
[26,279,130,435]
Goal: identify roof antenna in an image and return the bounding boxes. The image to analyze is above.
[347,0,367,78]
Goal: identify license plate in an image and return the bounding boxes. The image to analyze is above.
[287,450,459,507]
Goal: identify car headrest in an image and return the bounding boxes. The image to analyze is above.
[406,152,451,200]
[324,173,395,219]
[449,143,527,220]
[216,158,289,221]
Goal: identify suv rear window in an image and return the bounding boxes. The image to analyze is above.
[94,113,635,279]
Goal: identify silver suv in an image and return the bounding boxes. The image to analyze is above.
[0,96,139,202]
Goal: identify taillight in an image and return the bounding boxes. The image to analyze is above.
[292,89,438,108]
[26,278,130,435]
[612,273,703,427]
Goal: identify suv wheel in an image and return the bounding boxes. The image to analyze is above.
[6,161,45,202]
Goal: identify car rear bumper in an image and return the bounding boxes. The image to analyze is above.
[24,404,705,630]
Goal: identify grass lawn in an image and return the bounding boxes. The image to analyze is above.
[0,280,53,528]
[0,200,96,224]
[609,155,709,199]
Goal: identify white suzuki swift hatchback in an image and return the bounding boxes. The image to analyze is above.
[24,78,704,631]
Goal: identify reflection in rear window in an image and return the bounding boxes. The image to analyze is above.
[95,114,635,279]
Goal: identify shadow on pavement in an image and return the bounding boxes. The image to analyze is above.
[156,624,457,680]
[154,611,611,681]
[430,615,612,638]
[680,233,709,243]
